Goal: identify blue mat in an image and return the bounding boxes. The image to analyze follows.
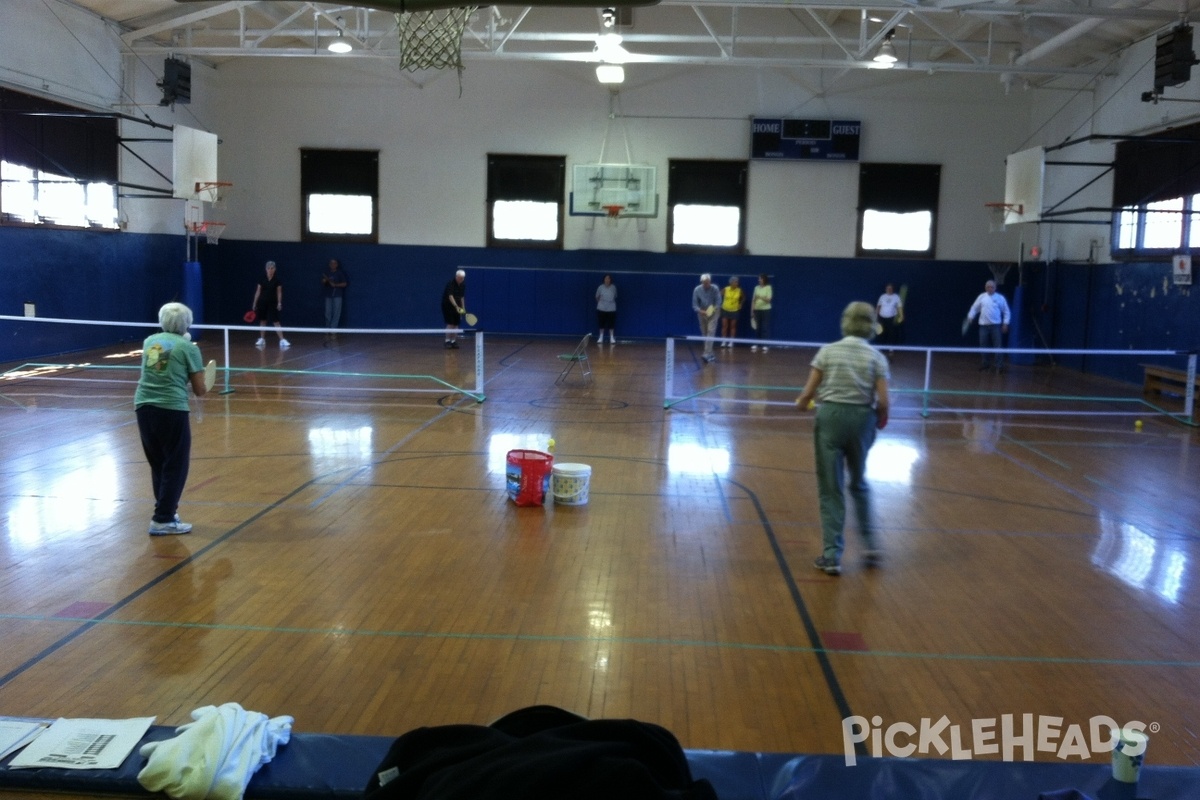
[2,726,1197,799]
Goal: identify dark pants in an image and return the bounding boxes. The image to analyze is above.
[978,324,1003,367]
[136,405,192,523]
[753,309,771,340]
[878,316,898,346]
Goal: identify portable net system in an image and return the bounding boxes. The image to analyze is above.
[395,7,475,75]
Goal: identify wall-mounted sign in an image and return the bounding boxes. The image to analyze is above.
[750,119,861,161]
[1174,254,1192,285]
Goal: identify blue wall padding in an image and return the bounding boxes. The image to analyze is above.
[207,238,992,346]
[3,728,1200,800]
[0,227,186,362]
[1009,284,1032,365]
[2,226,1197,387]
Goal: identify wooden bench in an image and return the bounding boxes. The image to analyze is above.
[1141,363,1199,419]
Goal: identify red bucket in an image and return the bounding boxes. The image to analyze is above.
[506,449,553,507]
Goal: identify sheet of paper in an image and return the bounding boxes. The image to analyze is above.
[0,718,50,761]
[7,716,154,770]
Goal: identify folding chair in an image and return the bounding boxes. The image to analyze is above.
[555,333,593,385]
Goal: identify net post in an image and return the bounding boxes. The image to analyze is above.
[1186,352,1197,421]
[474,332,485,402]
[922,349,933,418]
[664,338,676,408]
[221,326,234,394]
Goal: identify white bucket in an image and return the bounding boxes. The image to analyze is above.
[552,463,591,506]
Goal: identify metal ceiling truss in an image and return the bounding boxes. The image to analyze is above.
[111,0,1192,81]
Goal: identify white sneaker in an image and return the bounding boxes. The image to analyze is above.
[279,339,291,348]
[762,346,769,352]
[149,519,192,535]
[609,337,616,345]
[255,338,265,347]
[751,345,758,352]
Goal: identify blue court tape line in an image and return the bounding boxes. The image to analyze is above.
[3,613,1195,668]
[998,432,1072,469]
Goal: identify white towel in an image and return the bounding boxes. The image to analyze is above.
[137,703,293,800]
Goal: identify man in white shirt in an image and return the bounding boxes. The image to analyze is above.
[966,280,1011,371]
[876,283,902,352]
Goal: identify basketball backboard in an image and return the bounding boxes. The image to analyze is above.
[1004,146,1044,224]
[172,125,219,201]
[570,163,658,218]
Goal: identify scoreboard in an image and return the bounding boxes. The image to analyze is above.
[750,118,861,161]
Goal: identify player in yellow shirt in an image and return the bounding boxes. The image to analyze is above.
[719,276,744,347]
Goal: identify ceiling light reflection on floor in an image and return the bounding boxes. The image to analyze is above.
[866,441,920,485]
[1092,515,1188,604]
[308,426,374,473]
[7,454,120,547]
[667,443,730,475]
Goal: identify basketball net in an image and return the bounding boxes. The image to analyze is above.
[203,222,226,245]
[602,204,624,228]
[396,7,475,89]
[985,202,1022,233]
[988,262,1014,285]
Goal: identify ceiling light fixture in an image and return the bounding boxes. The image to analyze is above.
[594,23,628,84]
[596,64,625,84]
[872,30,897,68]
[328,17,352,53]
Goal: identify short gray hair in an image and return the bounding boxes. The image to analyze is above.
[840,301,877,339]
[265,261,276,269]
[700,273,712,282]
[456,269,466,278]
[158,302,193,335]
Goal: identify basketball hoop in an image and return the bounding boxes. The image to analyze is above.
[197,221,226,245]
[985,202,1023,233]
[602,204,624,227]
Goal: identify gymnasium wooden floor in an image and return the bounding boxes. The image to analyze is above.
[1,331,1198,775]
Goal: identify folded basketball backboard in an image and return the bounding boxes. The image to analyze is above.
[1003,146,1044,224]
[172,125,219,200]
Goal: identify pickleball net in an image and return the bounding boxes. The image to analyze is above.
[0,315,486,403]
[663,336,1197,425]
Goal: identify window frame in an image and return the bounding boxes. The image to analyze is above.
[300,148,380,244]
[0,88,119,231]
[1110,123,1200,259]
[855,162,941,259]
[1111,194,1200,258]
[666,159,748,254]
[485,153,565,250]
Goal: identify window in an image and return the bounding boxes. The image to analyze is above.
[1113,195,1200,254]
[300,149,378,243]
[667,159,747,253]
[857,163,940,258]
[486,154,565,249]
[1111,122,1200,256]
[0,88,118,229]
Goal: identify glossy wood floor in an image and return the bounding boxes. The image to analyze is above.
[1,332,1198,772]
